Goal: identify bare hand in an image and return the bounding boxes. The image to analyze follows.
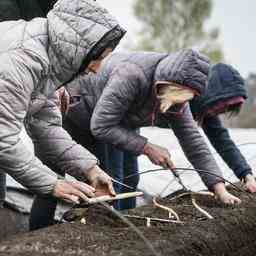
[52,180,95,204]
[213,182,241,205]
[143,142,175,169]
[86,165,116,197]
[244,174,256,193]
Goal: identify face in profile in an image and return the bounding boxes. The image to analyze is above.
[85,48,113,74]
[156,82,196,114]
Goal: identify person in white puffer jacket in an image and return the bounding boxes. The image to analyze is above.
[0,0,125,230]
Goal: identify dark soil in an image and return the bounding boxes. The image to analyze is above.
[0,207,28,242]
[0,186,256,256]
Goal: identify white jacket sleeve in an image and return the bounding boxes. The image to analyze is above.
[0,49,57,195]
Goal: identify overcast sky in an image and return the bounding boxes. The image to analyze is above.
[98,0,256,78]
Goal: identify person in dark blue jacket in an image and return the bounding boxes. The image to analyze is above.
[190,63,256,193]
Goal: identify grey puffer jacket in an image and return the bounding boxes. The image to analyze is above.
[0,0,125,195]
[66,50,223,189]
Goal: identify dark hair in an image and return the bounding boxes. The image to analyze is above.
[225,103,242,118]
[62,25,126,87]
[78,25,126,73]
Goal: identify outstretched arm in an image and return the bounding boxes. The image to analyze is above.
[202,115,256,193]
[28,92,115,197]
[170,105,241,203]
[202,115,252,179]
[170,104,223,189]
[28,92,98,178]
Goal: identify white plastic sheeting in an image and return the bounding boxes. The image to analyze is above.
[4,127,256,217]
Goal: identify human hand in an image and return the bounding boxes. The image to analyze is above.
[52,180,95,204]
[213,182,241,205]
[243,174,256,193]
[86,165,116,197]
[143,142,175,169]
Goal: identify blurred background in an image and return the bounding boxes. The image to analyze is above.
[98,0,256,128]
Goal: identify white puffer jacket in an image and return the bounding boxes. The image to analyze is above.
[0,0,125,195]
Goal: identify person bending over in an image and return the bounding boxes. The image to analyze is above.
[63,50,241,205]
[190,63,256,193]
[0,0,125,230]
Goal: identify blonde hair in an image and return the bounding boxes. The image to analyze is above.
[156,82,195,113]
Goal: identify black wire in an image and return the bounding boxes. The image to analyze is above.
[60,142,256,223]
[113,142,256,196]
[122,143,256,184]
[163,115,256,177]
[159,143,256,195]
[124,168,164,180]
[59,144,256,222]
[61,165,248,222]
[124,167,246,193]
[59,201,161,256]
[59,164,253,252]
[99,201,161,256]
[60,165,249,223]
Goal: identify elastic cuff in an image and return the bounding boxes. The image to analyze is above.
[33,179,58,197]
[238,170,253,181]
[134,137,148,156]
[207,180,224,192]
[84,159,99,172]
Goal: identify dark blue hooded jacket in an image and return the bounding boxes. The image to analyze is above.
[190,63,252,179]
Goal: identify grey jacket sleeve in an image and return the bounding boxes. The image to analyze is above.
[0,50,58,195]
[28,93,98,178]
[91,64,148,155]
[170,104,223,189]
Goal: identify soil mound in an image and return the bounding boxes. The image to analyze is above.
[0,187,255,256]
[0,207,28,242]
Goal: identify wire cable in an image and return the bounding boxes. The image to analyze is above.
[159,142,256,196]
[124,167,246,193]
[99,201,161,256]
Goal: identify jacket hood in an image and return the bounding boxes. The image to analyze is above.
[47,0,126,88]
[154,49,210,95]
[190,63,247,120]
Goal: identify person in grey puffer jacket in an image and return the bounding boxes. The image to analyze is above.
[0,0,125,229]
[64,50,241,204]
